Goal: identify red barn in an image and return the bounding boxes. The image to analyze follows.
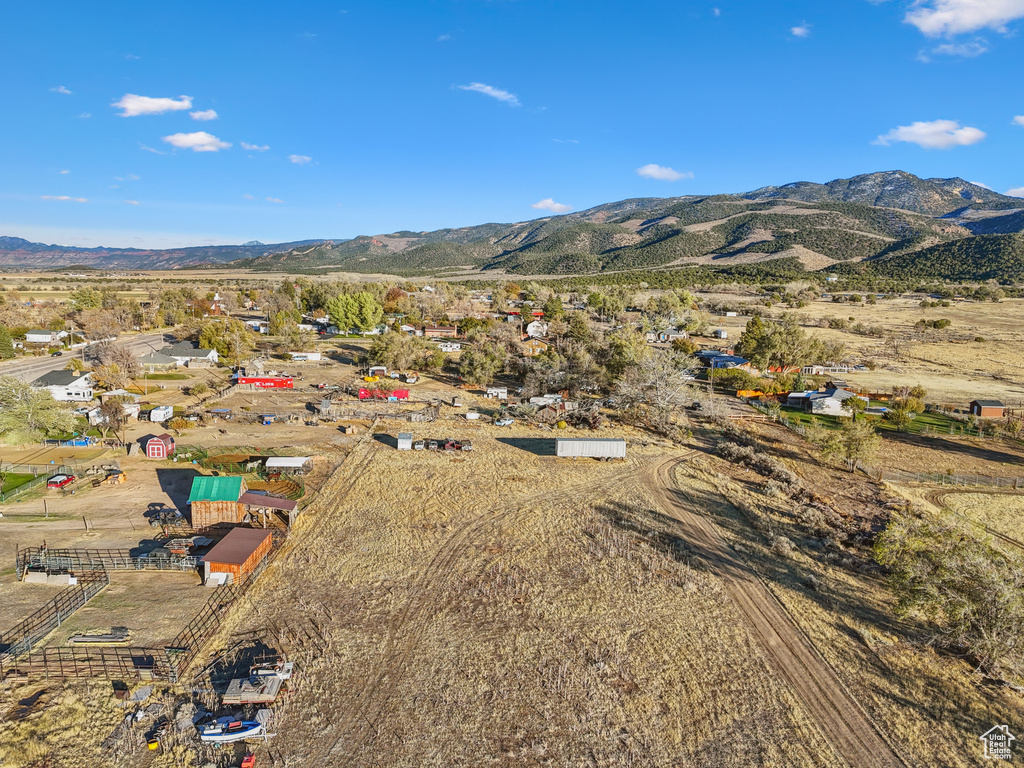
[236,377,294,389]
[144,434,175,459]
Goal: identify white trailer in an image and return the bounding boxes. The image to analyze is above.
[150,405,174,422]
[397,433,413,451]
[555,438,626,460]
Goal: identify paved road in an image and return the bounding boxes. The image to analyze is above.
[0,331,172,383]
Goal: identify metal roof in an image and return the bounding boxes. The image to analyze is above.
[188,476,243,503]
[32,370,91,387]
[972,399,1005,407]
[264,457,310,469]
[204,527,272,566]
[239,492,297,512]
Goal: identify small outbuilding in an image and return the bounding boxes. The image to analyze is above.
[397,433,413,451]
[188,476,248,528]
[264,456,312,475]
[144,434,175,460]
[970,399,1005,418]
[555,438,626,460]
[202,527,273,586]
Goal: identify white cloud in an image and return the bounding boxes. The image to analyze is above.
[288,154,313,164]
[928,39,988,56]
[713,7,721,16]
[531,198,573,213]
[437,33,452,41]
[1007,187,1024,198]
[243,194,255,200]
[77,112,91,119]
[1014,116,1024,127]
[456,82,520,107]
[59,170,70,175]
[873,119,986,149]
[41,195,87,203]
[969,180,991,189]
[162,131,232,152]
[905,0,1024,36]
[791,23,811,37]
[124,200,140,205]
[241,142,270,151]
[139,143,166,154]
[636,163,693,181]
[50,85,72,95]
[266,197,285,204]
[554,138,580,144]
[190,109,218,121]
[113,93,192,117]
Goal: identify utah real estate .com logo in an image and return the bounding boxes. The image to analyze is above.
[980,725,1016,761]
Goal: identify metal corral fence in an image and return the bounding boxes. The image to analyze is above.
[16,547,198,577]
[870,468,1024,488]
[0,572,109,658]
[2,544,279,683]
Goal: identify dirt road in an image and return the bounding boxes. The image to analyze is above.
[645,456,906,768]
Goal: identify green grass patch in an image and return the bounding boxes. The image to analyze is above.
[137,373,191,380]
[1,473,37,493]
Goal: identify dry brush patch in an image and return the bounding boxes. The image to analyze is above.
[683,463,1024,768]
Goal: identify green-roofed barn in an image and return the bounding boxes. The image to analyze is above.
[188,475,248,528]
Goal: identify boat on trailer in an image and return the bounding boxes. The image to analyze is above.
[198,719,264,743]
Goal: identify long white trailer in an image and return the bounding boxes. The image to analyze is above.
[555,437,626,460]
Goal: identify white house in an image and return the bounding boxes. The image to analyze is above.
[245,320,269,334]
[159,343,219,367]
[31,371,94,402]
[525,320,549,338]
[485,386,508,400]
[25,329,66,345]
[438,341,462,353]
[786,388,867,416]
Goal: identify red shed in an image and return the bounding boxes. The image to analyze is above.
[236,377,294,389]
[203,527,273,585]
[144,434,175,459]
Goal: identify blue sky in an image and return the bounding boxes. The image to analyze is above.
[3,0,1024,248]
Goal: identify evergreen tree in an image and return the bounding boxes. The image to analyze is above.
[0,326,15,360]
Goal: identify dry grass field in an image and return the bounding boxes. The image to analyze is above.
[2,418,1023,766]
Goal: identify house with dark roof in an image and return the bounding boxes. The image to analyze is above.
[139,351,179,372]
[30,370,94,402]
[787,388,867,416]
[970,399,1005,418]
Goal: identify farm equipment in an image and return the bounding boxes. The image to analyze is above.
[106,471,127,485]
[149,508,184,528]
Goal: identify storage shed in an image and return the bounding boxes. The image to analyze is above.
[264,456,312,475]
[397,433,413,451]
[188,476,248,528]
[203,528,272,585]
[144,434,175,460]
[970,400,1005,418]
[555,438,627,460]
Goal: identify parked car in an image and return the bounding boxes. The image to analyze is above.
[413,439,425,451]
[50,350,63,357]
[427,439,439,451]
[495,418,514,427]
[47,474,75,489]
[460,440,473,452]
[443,439,460,451]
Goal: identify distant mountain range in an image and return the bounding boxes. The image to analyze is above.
[4,171,1023,280]
[0,237,335,270]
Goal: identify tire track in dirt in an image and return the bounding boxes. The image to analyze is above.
[923,487,1024,554]
[322,458,646,765]
[644,455,906,768]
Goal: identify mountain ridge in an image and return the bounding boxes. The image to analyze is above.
[4,171,1023,278]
